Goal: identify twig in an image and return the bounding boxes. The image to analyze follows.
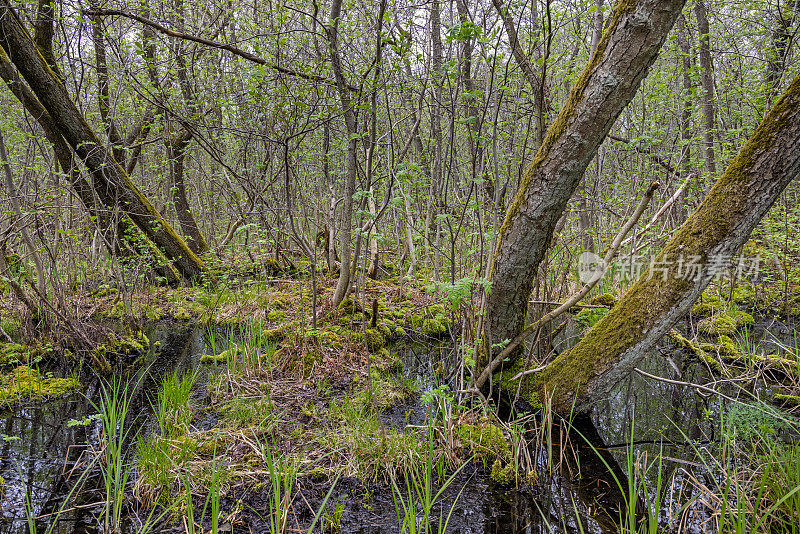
[608,134,679,176]
[633,367,738,403]
[474,181,660,391]
[621,173,695,248]
[84,8,354,91]
[0,323,11,342]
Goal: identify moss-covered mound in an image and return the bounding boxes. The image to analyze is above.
[0,366,79,407]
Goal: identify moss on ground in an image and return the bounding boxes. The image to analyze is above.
[200,344,240,364]
[0,366,79,407]
[699,315,737,336]
[458,419,509,460]
[0,342,30,367]
[490,458,515,484]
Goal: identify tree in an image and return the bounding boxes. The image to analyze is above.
[694,0,717,177]
[326,0,360,306]
[480,0,687,373]
[0,0,205,280]
[533,70,800,413]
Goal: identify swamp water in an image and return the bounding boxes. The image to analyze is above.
[0,318,797,533]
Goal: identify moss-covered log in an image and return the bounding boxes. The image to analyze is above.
[0,0,205,280]
[481,0,686,372]
[532,72,800,413]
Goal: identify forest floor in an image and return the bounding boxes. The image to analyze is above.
[2,253,800,531]
[0,264,517,531]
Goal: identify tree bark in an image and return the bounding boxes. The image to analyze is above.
[326,0,358,306]
[0,0,205,280]
[694,0,717,177]
[0,49,120,247]
[424,0,444,255]
[167,129,208,254]
[676,14,694,220]
[481,0,686,372]
[534,71,800,414]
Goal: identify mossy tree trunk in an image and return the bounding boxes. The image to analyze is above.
[482,0,686,370]
[534,72,800,414]
[0,0,205,280]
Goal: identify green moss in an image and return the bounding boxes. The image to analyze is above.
[716,335,744,359]
[774,393,800,406]
[265,310,284,322]
[0,366,79,406]
[698,315,737,336]
[590,293,617,308]
[364,329,386,351]
[457,420,509,460]
[490,459,515,485]
[108,300,128,318]
[302,466,327,481]
[272,295,291,309]
[195,436,225,456]
[692,295,724,318]
[94,285,118,297]
[114,331,150,354]
[421,317,447,337]
[733,285,759,308]
[338,297,365,316]
[574,308,609,329]
[394,326,407,337]
[264,326,286,342]
[308,329,343,350]
[350,332,364,345]
[0,313,21,342]
[173,307,193,320]
[0,343,29,367]
[734,310,754,328]
[140,304,165,321]
[200,344,239,364]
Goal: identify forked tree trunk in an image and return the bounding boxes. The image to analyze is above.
[481,0,686,371]
[530,72,800,414]
[0,0,205,280]
[167,129,208,255]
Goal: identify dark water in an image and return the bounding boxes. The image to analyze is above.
[0,324,206,534]
[0,318,797,533]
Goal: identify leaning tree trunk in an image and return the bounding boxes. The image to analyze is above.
[532,72,800,414]
[481,0,687,371]
[0,0,205,280]
[0,49,113,235]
